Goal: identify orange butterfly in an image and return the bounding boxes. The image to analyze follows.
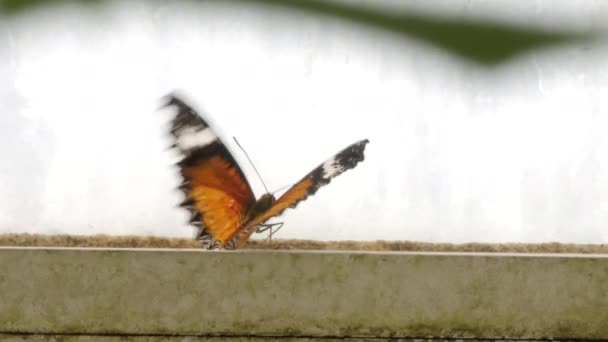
[162,94,369,250]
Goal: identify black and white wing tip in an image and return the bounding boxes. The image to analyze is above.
[160,93,219,157]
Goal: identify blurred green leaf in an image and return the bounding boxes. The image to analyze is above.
[244,0,594,65]
[0,0,597,65]
[0,0,98,13]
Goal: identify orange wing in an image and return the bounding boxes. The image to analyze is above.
[162,94,256,249]
[232,139,370,245]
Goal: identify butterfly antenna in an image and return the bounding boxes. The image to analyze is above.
[271,183,293,195]
[233,137,270,194]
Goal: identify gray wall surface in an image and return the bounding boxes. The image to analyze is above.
[2,1,608,244]
[1,247,607,340]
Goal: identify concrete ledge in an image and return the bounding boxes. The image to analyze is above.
[1,247,607,339]
[0,335,561,342]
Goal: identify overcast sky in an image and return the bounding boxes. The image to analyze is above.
[1,1,608,243]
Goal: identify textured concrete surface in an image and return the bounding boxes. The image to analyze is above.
[1,248,608,339]
[5,233,608,253]
[0,335,393,342]
[0,336,585,342]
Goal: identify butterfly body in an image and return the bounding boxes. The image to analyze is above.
[162,93,369,250]
[245,193,276,223]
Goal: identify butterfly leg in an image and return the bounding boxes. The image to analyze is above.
[202,238,223,250]
[223,239,237,250]
[255,222,284,241]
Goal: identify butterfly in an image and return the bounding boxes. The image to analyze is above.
[161,94,369,250]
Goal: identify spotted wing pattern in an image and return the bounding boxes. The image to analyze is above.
[233,139,370,245]
[162,94,256,249]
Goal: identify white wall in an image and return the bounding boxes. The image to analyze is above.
[1,1,608,243]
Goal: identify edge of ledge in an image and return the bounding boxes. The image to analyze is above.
[2,245,608,258]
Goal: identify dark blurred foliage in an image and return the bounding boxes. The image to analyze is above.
[0,0,598,65]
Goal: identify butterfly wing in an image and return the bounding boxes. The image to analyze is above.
[162,94,256,248]
[232,139,369,244]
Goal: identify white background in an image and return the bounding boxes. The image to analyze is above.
[2,1,608,243]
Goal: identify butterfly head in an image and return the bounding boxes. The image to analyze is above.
[245,193,276,223]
